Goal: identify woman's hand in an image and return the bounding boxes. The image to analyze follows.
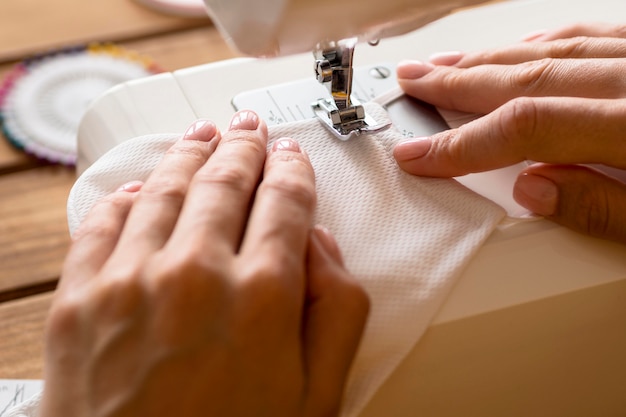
[394,22,626,243]
[41,111,369,417]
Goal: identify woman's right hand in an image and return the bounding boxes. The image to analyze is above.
[41,111,370,417]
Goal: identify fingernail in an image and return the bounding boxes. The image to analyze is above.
[393,137,432,162]
[429,51,464,66]
[514,173,558,216]
[116,180,143,193]
[229,110,259,131]
[273,138,301,153]
[396,60,435,80]
[521,29,548,42]
[183,119,217,141]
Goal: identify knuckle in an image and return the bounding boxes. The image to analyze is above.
[155,252,211,287]
[46,295,83,340]
[440,68,467,95]
[239,259,300,306]
[497,97,541,156]
[139,142,216,202]
[148,257,231,345]
[140,178,188,206]
[151,250,229,304]
[576,185,612,238]
[259,172,316,209]
[234,130,266,146]
[93,277,144,320]
[98,190,132,208]
[469,49,499,64]
[551,22,586,39]
[586,206,611,239]
[193,163,252,194]
[267,148,313,178]
[556,169,626,241]
[548,36,590,58]
[73,218,119,244]
[73,195,131,240]
[569,22,590,34]
[439,127,473,168]
[439,69,479,110]
[512,58,556,94]
[243,258,293,289]
[222,130,267,155]
[165,140,211,165]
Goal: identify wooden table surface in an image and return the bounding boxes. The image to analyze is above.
[0,0,238,379]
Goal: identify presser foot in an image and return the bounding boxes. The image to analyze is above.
[313,39,391,140]
[312,97,391,141]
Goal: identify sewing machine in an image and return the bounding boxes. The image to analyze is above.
[203,0,492,142]
[78,0,626,413]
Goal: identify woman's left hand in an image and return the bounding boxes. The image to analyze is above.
[394,23,626,243]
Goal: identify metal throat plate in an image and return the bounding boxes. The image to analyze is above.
[232,62,449,140]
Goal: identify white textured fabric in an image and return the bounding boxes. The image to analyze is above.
[63,103,504,417]
[4,391,41,417]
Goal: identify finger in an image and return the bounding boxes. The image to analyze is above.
[238,137,317,280]
[59,183,141,291]
[428,51,465,66]
[303,226,369,416]
[514,164,626,243]
[167,110,268,256]
[113,119,220,259]
[397,58,626,114]
[452,36,626,67]
[523,22,626,42]
[226,138,316,363]
[394,97,626,177]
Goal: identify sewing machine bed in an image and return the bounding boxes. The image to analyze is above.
[77,0,626,414]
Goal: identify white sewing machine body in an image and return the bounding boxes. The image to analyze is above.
[78,0,626,414]
[202,0,491,57]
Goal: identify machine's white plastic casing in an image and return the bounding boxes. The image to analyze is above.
[202,0,491,56]
[78,0,626,414]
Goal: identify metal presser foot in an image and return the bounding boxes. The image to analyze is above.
[313,39,391,140]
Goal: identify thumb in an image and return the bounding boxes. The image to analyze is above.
[514,164,626,243]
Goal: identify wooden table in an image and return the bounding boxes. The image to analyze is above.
[0,0,238,379]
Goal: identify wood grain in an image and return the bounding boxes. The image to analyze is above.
[0,0,210,63]
[0,293,51,379]
[124,26,238,71]
[0,167,74,293]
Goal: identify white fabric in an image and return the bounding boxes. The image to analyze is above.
[4,391,41,417]
[60,103,506,417]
